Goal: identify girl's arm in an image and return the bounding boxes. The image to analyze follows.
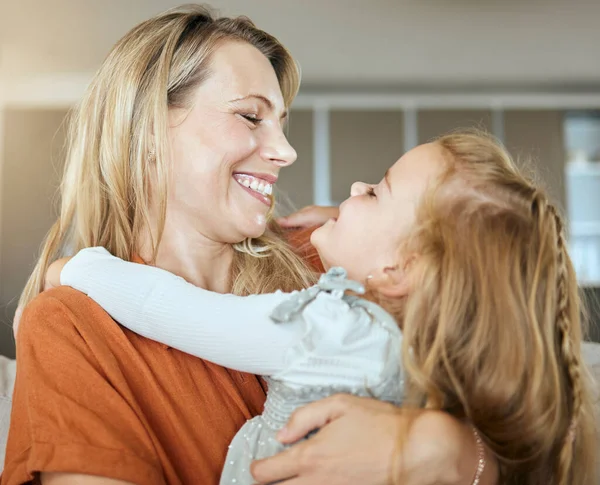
[59,247,303,375]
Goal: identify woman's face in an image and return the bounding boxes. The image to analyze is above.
[311,143,447,282]
[166,41,296,243]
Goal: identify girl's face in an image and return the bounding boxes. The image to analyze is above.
[311,143,447,284]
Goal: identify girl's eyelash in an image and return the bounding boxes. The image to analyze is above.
[367,187,376,197]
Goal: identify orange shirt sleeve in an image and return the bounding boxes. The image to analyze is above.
[2,289,164,485]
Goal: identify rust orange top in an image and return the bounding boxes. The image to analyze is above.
[2,228,321,484]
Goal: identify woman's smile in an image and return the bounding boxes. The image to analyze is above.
[233,172,276,206]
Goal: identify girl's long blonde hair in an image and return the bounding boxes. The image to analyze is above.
[393,131,596,484]
[20,4,316,309]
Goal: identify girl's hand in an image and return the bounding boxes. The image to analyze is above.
[277,205,339,229]
[251,394,496,485]
[45,257,72,291]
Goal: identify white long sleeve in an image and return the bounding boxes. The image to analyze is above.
[61,248,403,390]
[60,247,299,375]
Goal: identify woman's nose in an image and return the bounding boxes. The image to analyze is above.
[260,128,297,167]
[350,181,370,197]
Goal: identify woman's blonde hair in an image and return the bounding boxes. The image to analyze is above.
[20,4,317,309]
[392,131,596,484]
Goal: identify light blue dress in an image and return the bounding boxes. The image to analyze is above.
[219,269,404,485]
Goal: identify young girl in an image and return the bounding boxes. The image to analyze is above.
[48,132,597,485]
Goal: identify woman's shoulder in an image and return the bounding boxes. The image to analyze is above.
[25,286,109,319]
[18,286,122,344]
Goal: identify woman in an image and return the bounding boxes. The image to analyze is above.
[3,5,482,485]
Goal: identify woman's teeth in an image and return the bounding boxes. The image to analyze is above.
[234,175,273,197]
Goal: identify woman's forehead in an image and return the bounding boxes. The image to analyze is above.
[201,41,284,106]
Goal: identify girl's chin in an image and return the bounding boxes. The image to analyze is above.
[309,229,332,263]
[309,224,326,247]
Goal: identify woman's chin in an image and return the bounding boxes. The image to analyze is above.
[224,202,267,239]
[239,215,268,241]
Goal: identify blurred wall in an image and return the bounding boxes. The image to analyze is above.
[4,0,600,88]
[278,110,314,210]
[0,109,68,357]
[330,111,404,203]
[417,110,493,142]
[504,110,566,209]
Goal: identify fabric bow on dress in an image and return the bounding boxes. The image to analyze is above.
[270,267,365,323]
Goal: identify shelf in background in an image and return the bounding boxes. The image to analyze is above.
[580,281,600,289]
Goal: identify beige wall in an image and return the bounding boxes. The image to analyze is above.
[504,110,566,210]
[0,109,68,358]
[5,0,600,88]
[416,109,566,209]
[418,110,493,143]
[279,108,566,213]
[277,110,314,212]
[330,110,404,203]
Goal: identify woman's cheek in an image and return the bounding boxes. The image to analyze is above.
[228,123,259,160]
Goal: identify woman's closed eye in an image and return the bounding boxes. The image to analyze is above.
[367,187,376,198]
[239,113,263,126]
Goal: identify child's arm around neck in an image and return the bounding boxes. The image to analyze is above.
[59,247,401,392]
[60,247,299,375]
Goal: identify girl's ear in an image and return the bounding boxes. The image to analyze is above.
[367,255,417,298]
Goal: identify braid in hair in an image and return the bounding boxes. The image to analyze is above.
[546,202,581,485]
